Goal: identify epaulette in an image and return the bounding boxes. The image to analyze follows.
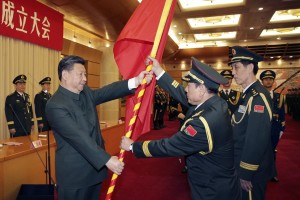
[250,88,259,97]
[8,93,14,96]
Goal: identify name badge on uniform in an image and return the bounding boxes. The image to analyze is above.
[238,105,246,113]
[184,125,197,137]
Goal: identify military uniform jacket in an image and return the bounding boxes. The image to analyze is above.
[219,89,241,115]
[272,92,285,132]
[45,82,134,188]
[133,73,240,200]
[5,91,34,136]
[34,91,52,131]
[232,80,275,182]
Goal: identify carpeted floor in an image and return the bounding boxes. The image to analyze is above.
[266,115,300,200]
[100,114,300,200]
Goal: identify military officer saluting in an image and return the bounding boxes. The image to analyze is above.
[260,70,285,182]
[5,74,34,137]
[34,77,52,132]
[229,46,275,200]
[219,70,241,115]
[121,56,241,200]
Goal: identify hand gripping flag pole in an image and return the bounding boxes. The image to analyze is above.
[105,0,174,199]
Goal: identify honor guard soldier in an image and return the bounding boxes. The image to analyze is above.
[260,70,285,182]
[34,77,52,132]
[219,70,241,115]
[153,85,162,130]
[229,46,275,200]
[5,75,34,137]
[168,96,179,121]
[121,56,241,200]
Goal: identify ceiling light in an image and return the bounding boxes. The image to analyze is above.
[250,27,254,30]
[289,56,293,58]
[173,25,177,28]
[270,57,274,59]
[260,27,300,37]
[137,0,142,3]
[88,40,92,47]
[244,40,247,42]
[288,9,300,16]
[270,9,300,22]
[258,7,263,11]
[187,14,240,28]
[277,37,281,40]
[194,32,236,40]
[178,0,244,10]
[276,27,294,33]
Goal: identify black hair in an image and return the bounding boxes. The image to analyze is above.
[58,56,85,81]
[240,60,259,75]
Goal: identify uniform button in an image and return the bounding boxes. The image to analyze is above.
[25,117,27,119]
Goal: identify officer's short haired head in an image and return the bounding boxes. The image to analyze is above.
[220,70,233,79]
[228,46,263,75]
[58,56,85,81]
[260,70,276,80]
[182,57,228,92]
[13,74,27,84]
[39,77,51,85]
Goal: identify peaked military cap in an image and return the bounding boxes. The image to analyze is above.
[39,77,51,85]
[183,57,228,90]
[229,46,263,65]
[13,74,27,84]
[260,70,276,80]
[220,70,233,79]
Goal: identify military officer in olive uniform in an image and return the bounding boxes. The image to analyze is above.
[229,46,275,200]
[34,77,52,132]
[5,74,34,137]
[260,70,285,182]
[219,70,242,115]
[121,56,241,200]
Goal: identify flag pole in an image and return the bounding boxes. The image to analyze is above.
[105,0,174,199]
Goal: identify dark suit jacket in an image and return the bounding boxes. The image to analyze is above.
[46,81,134,188]
[132,73,240,200]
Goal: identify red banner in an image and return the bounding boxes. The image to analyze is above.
[114,0,176,140]
[0,0,63,51]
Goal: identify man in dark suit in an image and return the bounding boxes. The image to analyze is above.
[45,56,153,200]
[34,77,52,132]
[219,70,242,115]
[121,56,241,200]
[260,70,285,182]
[229,46,275,200]
[5,74,34,137]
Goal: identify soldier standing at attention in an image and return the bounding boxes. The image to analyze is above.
[34,77,52,132]
[121,56,241,200]
[5,74,34,137]
[153,85,162,130]
[219,70,241,115]
[260,70,285,182]
[229,46,275,200]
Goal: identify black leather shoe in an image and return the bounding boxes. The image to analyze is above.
[271,177,279,182]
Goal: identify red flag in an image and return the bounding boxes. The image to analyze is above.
[114,0,176,140]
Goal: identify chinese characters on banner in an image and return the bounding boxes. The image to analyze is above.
[0,0,63,51]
